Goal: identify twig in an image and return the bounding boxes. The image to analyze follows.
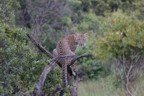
[125,64,134,96]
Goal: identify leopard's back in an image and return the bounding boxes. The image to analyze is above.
[56,33,87,56]
[56,34,76,56]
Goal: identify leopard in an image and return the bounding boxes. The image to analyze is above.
[52,33,87,88]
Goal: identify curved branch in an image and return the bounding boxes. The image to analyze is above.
[33,58,57,96]
[69,53,92,66]
[33,55,76,96]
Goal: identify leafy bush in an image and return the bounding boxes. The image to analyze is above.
[94,11,144,60]
[0,0,19,24]
[0,23,61,95]
[75,33,111,80]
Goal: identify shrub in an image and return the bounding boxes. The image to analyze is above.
[0,23,61,95]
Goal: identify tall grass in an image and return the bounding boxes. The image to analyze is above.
[78,73,144,96]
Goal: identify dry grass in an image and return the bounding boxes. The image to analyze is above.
[78,74,144,96]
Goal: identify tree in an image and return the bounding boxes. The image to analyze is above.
[94,11,144,96]
[25,0,72,43]
[0,0,19,24]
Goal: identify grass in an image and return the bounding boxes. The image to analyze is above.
[78,74,144,96]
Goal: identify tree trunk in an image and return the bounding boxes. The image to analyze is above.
[67,69,78,96]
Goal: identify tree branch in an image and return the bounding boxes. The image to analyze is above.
[33,55,76,96]
[125,64,134,96]
[33,57,57,96]
[69,53,92,66]
[27,34,53,58]
[27,33,64,68]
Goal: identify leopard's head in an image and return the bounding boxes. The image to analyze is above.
[74,33,87,46]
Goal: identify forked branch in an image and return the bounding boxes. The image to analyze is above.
[33,55,76,96]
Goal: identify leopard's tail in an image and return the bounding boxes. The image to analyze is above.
[62,63,68,88]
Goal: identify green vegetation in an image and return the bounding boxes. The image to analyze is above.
[0,23,61,95]
[94,11,144,59]
[0,0,144,95]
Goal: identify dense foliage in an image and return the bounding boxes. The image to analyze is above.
[0,23,61,95]
[94,11,144,60]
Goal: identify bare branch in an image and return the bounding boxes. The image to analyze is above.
[125,64,134,96]
[33,57,57,96]
[27,33,53,58]
[33,54,77,96]
[69,53,92,66]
